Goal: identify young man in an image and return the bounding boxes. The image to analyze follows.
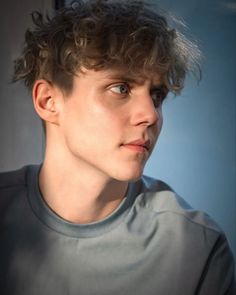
[0,0,235,294]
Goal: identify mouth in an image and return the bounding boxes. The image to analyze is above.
[121,139,151,153]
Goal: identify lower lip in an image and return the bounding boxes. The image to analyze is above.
[122,144,148,153]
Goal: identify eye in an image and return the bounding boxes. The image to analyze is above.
[110,83,130,95]
[151,87,168,108]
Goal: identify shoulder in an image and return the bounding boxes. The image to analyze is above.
[132,176,235,288]
[0,165,39,210]
[0,166,28,189]
[134,175,224,236]
[0,166,28,217]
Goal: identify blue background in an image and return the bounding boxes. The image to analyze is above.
[145,0,236,260]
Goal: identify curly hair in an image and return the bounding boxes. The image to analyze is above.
[13,0,201,95]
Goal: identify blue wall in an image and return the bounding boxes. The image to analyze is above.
[145,0,236,260]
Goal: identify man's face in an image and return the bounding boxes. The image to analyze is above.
[56,68,166,181]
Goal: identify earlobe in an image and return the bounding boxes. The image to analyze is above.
[32,79,59,124]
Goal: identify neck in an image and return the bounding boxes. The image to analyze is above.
[39,148,128,224]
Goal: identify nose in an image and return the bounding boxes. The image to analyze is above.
[130,92,160,127]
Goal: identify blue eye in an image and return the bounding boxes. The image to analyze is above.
[110,84,129,94]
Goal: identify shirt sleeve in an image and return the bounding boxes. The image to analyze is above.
[196,233,235,295]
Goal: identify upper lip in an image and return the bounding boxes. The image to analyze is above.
[122,139,151,150]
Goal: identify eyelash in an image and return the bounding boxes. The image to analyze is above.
[151,88,168,108]
[109,83,168,108]
[110,83,130,95]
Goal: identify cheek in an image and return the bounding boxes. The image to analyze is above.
[154,108,163,135]
[63,102,126,144]
[85,104,127,135]
[158,111,163,130]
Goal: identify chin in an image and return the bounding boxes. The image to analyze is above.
[113,168,144,182]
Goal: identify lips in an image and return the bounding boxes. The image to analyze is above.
[121,139,151,152]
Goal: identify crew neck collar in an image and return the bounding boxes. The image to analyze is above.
[27,165,141,238]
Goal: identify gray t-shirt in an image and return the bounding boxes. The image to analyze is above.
[0,165,235,295]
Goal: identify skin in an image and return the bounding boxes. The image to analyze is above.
[33,67,167,223]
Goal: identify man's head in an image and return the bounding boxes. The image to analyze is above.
[13,0,201,96]
[11,0,202,181]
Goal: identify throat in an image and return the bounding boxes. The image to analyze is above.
[38,163,128,224]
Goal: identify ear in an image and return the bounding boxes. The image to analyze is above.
[32,79,61,125]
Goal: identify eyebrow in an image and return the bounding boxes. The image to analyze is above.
[104,73,166,88]
[104,73,138,84]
